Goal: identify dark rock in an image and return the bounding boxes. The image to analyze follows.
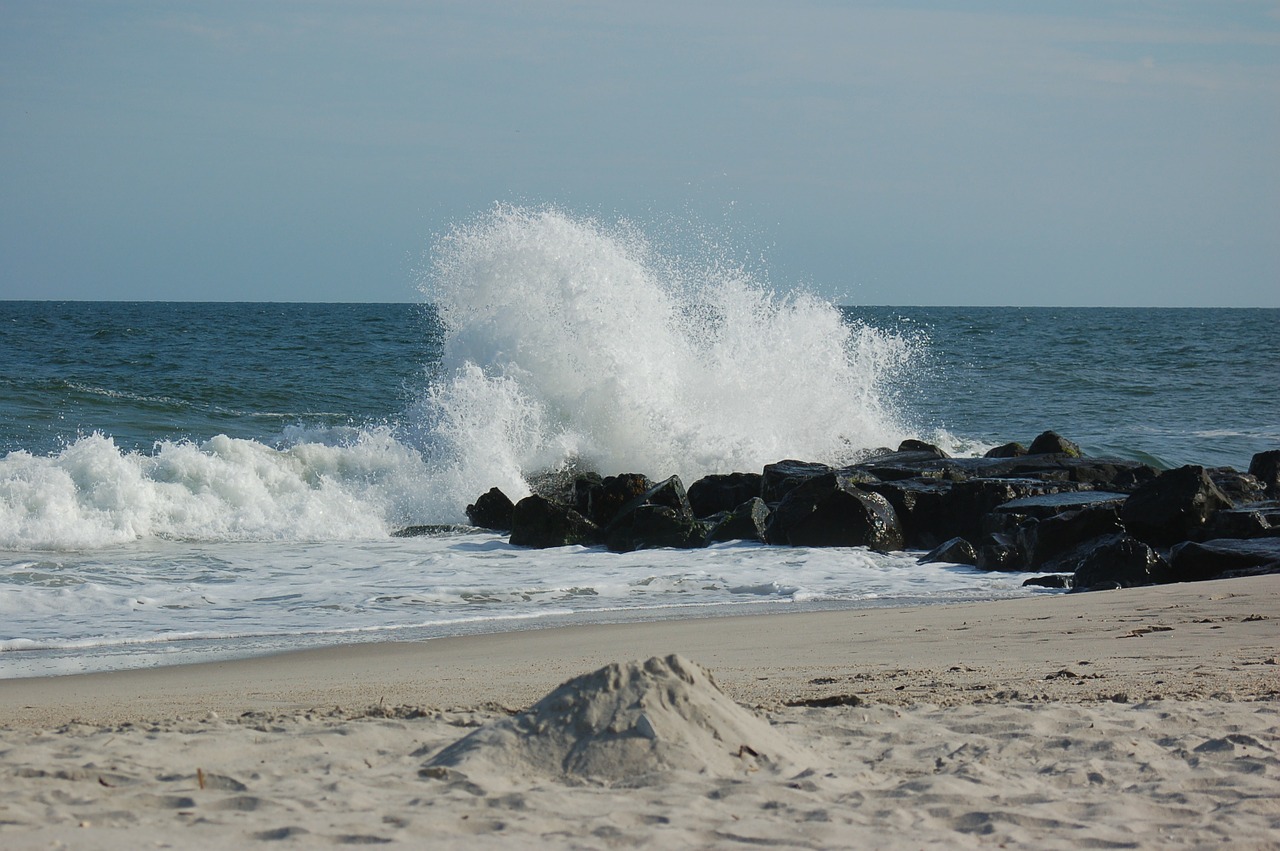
[855,454,1153,490]
[575,473,651,527]
[705,497,770,544]
[603,504,709,552]
[1208,468,1268,506]
[1121,465,1233,547]
[918,536,977,565]
[1071,534,1169,590]
[896,439,949,458]
[1017,505,1126,571]
[1022,574,1073,589]
[766,472,904,551]
[1197,502,1280,541]
[934,478,1079,545]
[975,533,1022,571]
[509,495,599,549]
[1168,537,1280,582]
[392,524,480,538]
[991,491,1128,521]
[985,442,1028,459]
[862,478,953,549]
[761,460,834,504]
[465,487,515,532]
[570,472,603,516]
[855,451,951,481]
[527,466,592,505]
[1248,450,1280,496]
[687,472,763,518]
[600,476,707,552]
[1029,430,1083,457]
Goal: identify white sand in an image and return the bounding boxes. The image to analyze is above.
[1,575,1277,849]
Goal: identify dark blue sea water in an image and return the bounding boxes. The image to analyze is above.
[2,208,1276,677]
[5,302,1272,470]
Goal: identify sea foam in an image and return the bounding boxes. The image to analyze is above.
[414,205,917,513]
[1,206,919,549]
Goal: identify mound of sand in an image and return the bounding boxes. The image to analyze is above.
[422,654,803,786]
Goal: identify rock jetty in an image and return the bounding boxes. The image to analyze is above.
[439,432,1280,593]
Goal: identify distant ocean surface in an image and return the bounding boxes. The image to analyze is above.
[3,207,1277,678]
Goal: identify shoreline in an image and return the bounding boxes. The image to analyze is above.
[1,574,1276,849]
[4,574,1275,729]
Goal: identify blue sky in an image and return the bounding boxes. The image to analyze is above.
[2,1,1277,306]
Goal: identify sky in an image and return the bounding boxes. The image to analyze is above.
[1,1,1277,306]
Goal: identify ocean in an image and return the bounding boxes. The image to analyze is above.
[3,207,1277,679]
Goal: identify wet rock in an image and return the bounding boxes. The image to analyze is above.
[1023,574,1073,589]
[601,476,707,552]
[975,533,1022,571]
[917,536,977,566]
[862,478,953,549]
[687,472,763,519]
[465,487,515,532]
[766,472,904,551]
[1121,465,1233,547]
[1071,534,1170,590]
[1168,537,1280,582]
[761,460,834,504]
[896,439,949,457]
[1248,450,1280,497]
[991,491,1129,521]
[705,497,770,544]
[392,524,481,538]
[509,494,599,549]
[1029,430,1083,457]
[984,442,1028,459]
[604,504,709,552]
[1208,468,1268,506]
[575,473,651,527]
[528,466,594,505]
[933,478,1078,545]
[1017,505,1126,571]
[1196,501,1280,541]
[854,450,952,481]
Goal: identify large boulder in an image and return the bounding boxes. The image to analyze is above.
[1071,534,1170,590]
[861,478,953,549]
[601,476,707,552]
[1121,465,1233,547]
[466,486,516,532]
[574,473,651,527]
[1168,537,1280,582]
[687,472,763,518]
[1207,468,1268,506]
[1248,450,1280,497]
[1196,501,1280,541]
[765,472,904,551]
[917,536,977,566]
[1017,505,1126,571]
[975,532,1022,571]
[991,491,1129,522]
[1028,430,1083,457]
[509,494,599,549]
[527,466,592,505]
[761,460,833,504]
[932,478,1078,545]
[705,497,770,544]
[895,439,950,458]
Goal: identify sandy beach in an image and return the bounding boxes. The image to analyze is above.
[2,574,1277,849]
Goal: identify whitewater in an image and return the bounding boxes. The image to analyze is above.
[4,206,1275,678]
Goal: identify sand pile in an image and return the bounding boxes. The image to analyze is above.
[422,653,803,786]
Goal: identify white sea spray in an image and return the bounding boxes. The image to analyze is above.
[1,208,923,549]
[414,205,918,515]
